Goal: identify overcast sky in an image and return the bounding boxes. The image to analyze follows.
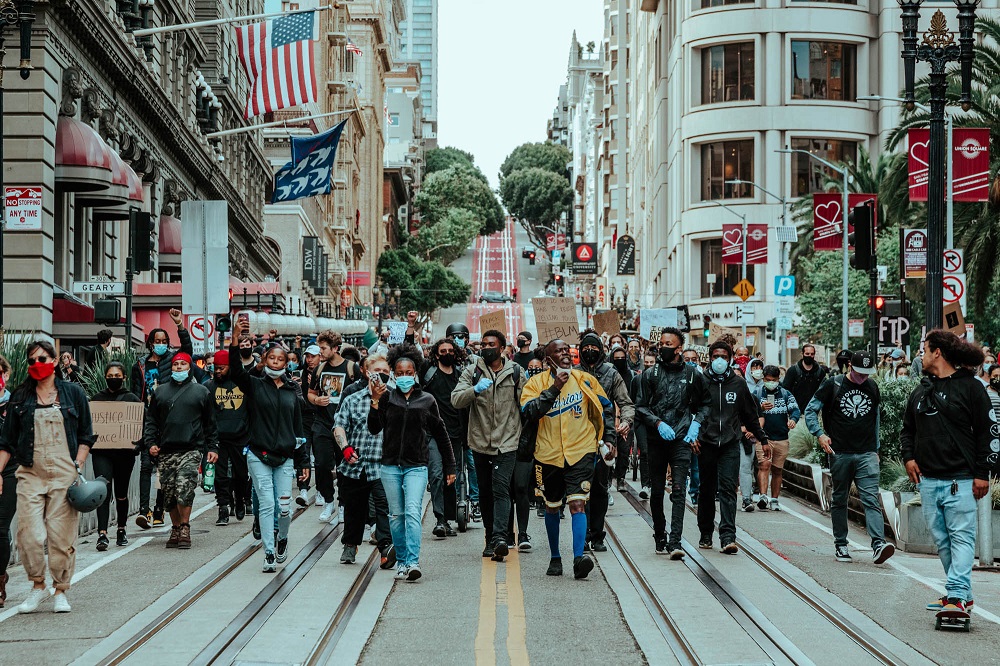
[436,0,604,189]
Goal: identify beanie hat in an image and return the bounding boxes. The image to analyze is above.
[173,352,192,365]
[580,332,604,352]
[214,350,229,365]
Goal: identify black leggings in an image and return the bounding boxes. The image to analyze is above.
[0,469,16,575]
[92,451,136,532]
[508,460,533,538]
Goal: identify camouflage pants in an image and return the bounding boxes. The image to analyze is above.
[159,450,202,510]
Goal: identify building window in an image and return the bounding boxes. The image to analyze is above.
[389,113,400,127]
[413,44,432,53]
[791,138,858,196]
[701,0,753,8]
[701,239,755,298]
[700,139,753,200]
[701,42,754,104]
[413,28,432,37]
[791,41,857,101]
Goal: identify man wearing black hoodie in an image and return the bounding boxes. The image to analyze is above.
[902,329,994,615]
[208,350,251,526]
[575,330,634,553]
[635,328,712,559]
[781,344,827,421]
[697,341,769,554]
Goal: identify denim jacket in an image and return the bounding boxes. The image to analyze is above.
[0,380,96,467]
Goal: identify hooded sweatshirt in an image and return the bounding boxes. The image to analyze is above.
[700,366,768,447]
[635,357,712,438]
[900,368,995,480]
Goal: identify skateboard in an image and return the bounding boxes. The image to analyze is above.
[935,607,971,632]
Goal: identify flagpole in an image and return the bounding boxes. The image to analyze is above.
[133,5,334,38]
[206,109,355,139]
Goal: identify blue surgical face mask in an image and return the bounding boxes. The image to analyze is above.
[171,370,189,382]
[454,337,466,349]
[287,362,299,372]
[153,344,169,356]
[711,357,730,375]
[686,361,698,369]
[395,375,416,392]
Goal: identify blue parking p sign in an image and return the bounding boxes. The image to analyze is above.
[774,275,796,297]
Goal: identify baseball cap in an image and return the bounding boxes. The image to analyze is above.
[890,348,905,360]
[850,350,876,375]
[304,344,321,356]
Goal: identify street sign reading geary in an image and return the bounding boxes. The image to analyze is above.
[73,281,125,294]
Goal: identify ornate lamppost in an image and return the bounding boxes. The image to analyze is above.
[0,0,34,324]
[899,0,979,332]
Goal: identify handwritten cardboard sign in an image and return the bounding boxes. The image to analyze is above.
[533,297,580,345]
[90,402,145,450]
[708,321,744,346]
[386,321,408,345]
[639,309,679,342]
[592,311,620,337]
[478,309,508,337]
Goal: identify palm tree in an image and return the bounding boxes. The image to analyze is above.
[886,16,1000,314]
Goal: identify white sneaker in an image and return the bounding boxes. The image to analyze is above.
[296,489,309,507]
[757,494,770,511]
[335,506,345,526]
[608,493,615,506]
[395,567,408,580]
[639,486,650,500]
[318,504,335,523]
[315,495,326,508]
[53,592,71,613]
[769,498,781,511]
[17,588,49,614]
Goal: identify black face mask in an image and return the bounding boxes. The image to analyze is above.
[438,354,455,367]
[480,348,501,364]
[802,356,815,367]
[581,349,602,366]
[517,338,528,348]
[659,347,677,364]
[613,358,629,371]
[106,377,124,392]
[378,372,392,386]
[240,348,253,360]
[526,368,543,378]
[991,378,1000,392]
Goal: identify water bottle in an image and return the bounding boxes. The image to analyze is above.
[202,462,216,492]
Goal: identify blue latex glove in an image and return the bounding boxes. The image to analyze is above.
[474,378,494,394]
[656,422,676,441]
[684,421,701,444]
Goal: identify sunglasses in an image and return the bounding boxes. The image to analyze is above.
[28,355,52,365]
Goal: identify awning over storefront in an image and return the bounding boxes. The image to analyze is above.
[93,163,145,221]
[54,116,112,192]
[158,214,182,254]
[77,143,129,208]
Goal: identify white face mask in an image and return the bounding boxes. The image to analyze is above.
[750,369,764,380]
[264,367,284,379]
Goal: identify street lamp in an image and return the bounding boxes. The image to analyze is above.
[777,148,851,351]
[726,179,792,364]
[0,0,35,327]
[709,200,748,337]
[899,0,979,334]
[859,94,956,249]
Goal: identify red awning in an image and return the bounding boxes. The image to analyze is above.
[159,214,182,254]
[53,294,95,323]
[55,116,112,192]
[77,143,129,208]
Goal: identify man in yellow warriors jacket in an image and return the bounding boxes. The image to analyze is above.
[521,339,616,579]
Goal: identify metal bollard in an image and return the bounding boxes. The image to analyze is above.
[977,493,995,568]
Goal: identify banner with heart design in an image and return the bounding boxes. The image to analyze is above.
[722,223,768,264]
[909,128,990,202]
[813,193,878,251]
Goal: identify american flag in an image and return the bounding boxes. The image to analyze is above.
[235,11,318,119]
[346,38,363,56]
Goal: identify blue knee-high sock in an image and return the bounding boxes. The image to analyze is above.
[572,512,588,558]
[544,511,560,558]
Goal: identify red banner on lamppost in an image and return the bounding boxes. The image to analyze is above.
[908,128,990,202]
[722,224,768,265]
[812,193,878,251]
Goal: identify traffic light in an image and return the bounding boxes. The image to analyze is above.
[848,202,875,271]
[869,294,887,319]
[553,274,564,295]
[129,209,155,272]
[529,251,536,265]
[884,297,911,320]
[766,318,776,340]
[217,315,232,333]
[703,314,712,338]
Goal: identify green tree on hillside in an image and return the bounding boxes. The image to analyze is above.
[499,167,573,248]
[499,142,572,182]
[376,249,470,328]
[414,165,504,235]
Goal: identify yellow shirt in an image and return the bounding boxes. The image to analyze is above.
[520,369,610,466]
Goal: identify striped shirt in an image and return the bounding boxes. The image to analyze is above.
[333,387,382,480]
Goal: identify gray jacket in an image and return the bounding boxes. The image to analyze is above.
[452,356,526,455]
[574,360,635,428]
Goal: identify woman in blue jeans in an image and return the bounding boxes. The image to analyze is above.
[229,320,308,572]
[368,344,455,582]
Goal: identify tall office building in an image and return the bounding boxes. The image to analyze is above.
[399,0,439,143]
